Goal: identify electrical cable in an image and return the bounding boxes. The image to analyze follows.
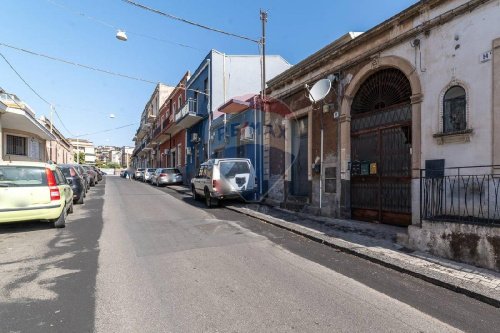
[45,0,203,51]
[0,51,76,136]
[120,0,260,43]
[0,42,158,84]
[0,42,213,97]
[73,122,139,138]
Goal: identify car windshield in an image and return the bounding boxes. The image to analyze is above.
[219,161,250,178]
[147,169,156,172]
[0,166,48,187]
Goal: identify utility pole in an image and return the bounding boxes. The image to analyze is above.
[258,10,267,197]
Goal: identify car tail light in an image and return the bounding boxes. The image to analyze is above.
[160,173,167,177]
[45,168,61,201]
[213,179,218,191]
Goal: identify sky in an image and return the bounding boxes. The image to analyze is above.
[1,0,418,147]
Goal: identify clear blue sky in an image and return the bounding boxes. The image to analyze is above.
[1,0,418,147]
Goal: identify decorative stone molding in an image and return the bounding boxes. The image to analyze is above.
[433,128,473,145]
[411,93,423,104]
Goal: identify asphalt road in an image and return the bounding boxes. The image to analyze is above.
[1,176,499,332]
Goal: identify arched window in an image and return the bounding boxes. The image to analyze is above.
[443,85,466,133]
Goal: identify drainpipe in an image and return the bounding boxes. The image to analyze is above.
[207,59,212,159]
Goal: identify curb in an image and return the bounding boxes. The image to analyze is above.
[224,205,500,308]
[166,185,500,308]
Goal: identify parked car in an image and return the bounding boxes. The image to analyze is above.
[91,166,103,182]
[143,168,157,183]
[134,168,145,181]
[151,168,183,186]
[191,158,256,208]
[0,161,73,228]
[59,164,85,204]
[73,164,90,192]
[81,165,97,186]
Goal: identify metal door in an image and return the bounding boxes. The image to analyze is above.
[291,117,309,196]
[350,105,412,225]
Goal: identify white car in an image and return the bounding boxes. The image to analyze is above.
[143,168,157,183]
[191,158,256,207]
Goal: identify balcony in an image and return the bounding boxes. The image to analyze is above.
[175,99,202,129]
[147,111,156,123]
[153,126,161,139]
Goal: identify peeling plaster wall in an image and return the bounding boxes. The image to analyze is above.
[408,221,500,271]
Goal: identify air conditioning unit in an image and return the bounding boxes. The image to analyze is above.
[241,126,254,141]
[186,147,192,155]
[164,148,170,155]
[151,150,156,155]
[191,133,199,143]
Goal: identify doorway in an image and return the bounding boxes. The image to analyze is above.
[350,68,412,226]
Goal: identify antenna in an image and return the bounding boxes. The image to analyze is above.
[305,79,331,103]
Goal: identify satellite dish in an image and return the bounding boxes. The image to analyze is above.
[306,79,331,103]
[116,30,128,41]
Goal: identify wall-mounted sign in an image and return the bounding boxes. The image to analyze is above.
[360,161,370,176]
[480,50,492,63]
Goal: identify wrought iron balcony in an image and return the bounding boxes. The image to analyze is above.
[175,99,202,128]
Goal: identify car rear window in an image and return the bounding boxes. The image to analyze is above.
[162,169,181,174]
[219,161,250,178]
[147,168,156,172]
[0,166,48,187]
[60,167,76,177]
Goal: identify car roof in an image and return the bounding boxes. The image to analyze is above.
[201,158,251,166]
[0,161,55,169]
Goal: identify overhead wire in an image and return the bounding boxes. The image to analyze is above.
[73,122,139,138]
[120,0,260,44]
[45,0,203,52]
[0,51,76,137]
[0,41,158,85]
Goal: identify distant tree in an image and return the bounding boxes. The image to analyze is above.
[74,152,85,164]
[105,162,121,169]
[95,159,105,168]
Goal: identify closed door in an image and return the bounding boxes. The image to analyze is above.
[291,117,308,196]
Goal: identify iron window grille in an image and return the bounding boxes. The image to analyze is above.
[443,85,466,133]
[6,135,27,156]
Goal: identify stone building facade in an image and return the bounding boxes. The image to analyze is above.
[265,0,500,270]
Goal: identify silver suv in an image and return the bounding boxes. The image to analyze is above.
[191,158,256,207]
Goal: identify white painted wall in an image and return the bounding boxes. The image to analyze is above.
[381,0,500,169]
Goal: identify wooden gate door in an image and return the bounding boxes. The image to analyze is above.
[349,68,413,226]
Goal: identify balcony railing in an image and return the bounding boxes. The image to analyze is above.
[153,126,161,138]
[421,165,500,226]
[175,99,198,122]
[162,117,169,130]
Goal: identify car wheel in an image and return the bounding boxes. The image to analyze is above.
[192,186,199,200]
[52,207,67,228]
[77,193,84,204]
[204,189,215,208]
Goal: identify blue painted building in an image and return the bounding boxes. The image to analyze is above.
[179,49,291,183]
[213,96,265,200]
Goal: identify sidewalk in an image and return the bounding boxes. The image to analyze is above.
[167,185,500,307]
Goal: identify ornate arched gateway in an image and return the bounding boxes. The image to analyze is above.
[350,68,413,226]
